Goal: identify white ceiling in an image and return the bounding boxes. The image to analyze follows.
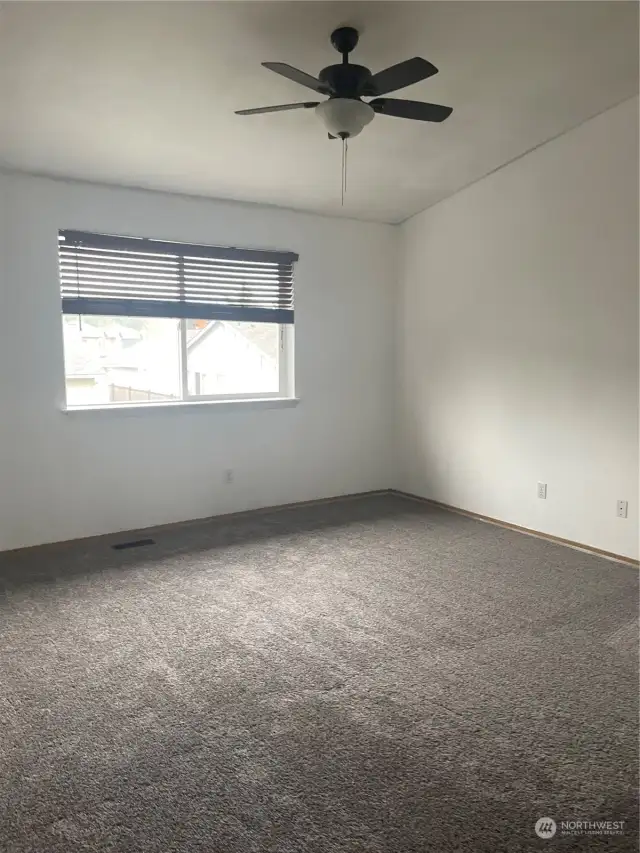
[0,1,637,223]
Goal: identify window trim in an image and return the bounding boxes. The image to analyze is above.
[60,396,300,416]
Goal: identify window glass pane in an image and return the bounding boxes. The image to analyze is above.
[185,320,280,397]
[63,315,181,406]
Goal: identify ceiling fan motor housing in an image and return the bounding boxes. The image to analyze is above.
[319,64,373,99]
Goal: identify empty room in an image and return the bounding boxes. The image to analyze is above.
[0,2,638,851]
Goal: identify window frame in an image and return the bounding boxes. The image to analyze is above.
[58,229,296,410]
[62,315,294,410]
[177,318,294,404]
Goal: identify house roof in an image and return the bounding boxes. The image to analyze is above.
[187,321,278,363]
[185,321,222,352]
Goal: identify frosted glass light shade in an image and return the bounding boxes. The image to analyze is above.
[315,98,374,138]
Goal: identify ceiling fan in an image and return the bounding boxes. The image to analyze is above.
[235,26,453,140]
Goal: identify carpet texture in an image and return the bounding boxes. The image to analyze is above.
[0,494,637,852]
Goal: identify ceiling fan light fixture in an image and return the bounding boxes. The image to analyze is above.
[315,98,374,138]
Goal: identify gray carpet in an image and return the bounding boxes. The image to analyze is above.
[0,494,637,853]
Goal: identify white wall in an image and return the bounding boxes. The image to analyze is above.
[398,97,639,560]
[2,100,638,558]
[0,173,396,550]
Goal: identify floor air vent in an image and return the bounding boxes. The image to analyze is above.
[111,538,156,550]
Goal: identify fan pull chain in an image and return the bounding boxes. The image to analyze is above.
[341,136,349,206]
[345,137,348,194]
[341,137,345,206]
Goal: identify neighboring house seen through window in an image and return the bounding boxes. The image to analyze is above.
[58,230,296,407]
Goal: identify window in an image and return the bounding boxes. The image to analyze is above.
[58,230,296,407]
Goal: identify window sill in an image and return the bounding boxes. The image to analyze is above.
[61,397,300,416]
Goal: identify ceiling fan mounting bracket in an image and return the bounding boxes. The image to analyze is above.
[330,27,359,57]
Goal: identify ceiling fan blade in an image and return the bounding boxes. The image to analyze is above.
[367,57,438,96]
[235,102,319,116]
[262,62,327,93]
[371,98,452,122]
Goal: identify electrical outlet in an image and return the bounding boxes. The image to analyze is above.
[537,482,547,500]
[224,469,234,485]
[616,500,628,519]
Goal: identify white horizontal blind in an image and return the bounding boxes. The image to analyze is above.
[59,230,297,324]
